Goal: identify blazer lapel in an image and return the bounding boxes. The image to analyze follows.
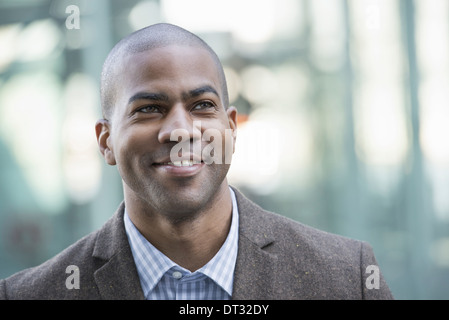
[231,188,279,300]
[232,235,279,299]
[92,203,145,300]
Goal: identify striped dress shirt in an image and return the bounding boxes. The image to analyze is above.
[124,188,239,300]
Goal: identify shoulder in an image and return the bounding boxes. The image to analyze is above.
[249,203,365,260]
[233,187,393,299]
[0,203,128,300]
[0,231,101,300]
[234,187,362,254]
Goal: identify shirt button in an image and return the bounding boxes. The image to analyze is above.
[172,271,183,279]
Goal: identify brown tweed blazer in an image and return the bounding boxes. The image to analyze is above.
[0,187,393,299]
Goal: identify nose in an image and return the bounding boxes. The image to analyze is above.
[157,104,201,144]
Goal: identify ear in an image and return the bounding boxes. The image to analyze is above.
[226,106,238,152]
[95,119,116,166]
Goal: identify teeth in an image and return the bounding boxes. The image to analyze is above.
[182,160,190,166]
[162,160,201,167]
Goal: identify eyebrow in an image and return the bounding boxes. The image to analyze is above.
[128,92,169,105]
[127,85,220,106]
[184,85,220,100]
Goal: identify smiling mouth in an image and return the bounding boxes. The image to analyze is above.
[155,160,203,167]
[151,159,205,177]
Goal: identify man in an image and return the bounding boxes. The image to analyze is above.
[0,23,393,300]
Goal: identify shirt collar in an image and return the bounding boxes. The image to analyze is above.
[124,187,239,297]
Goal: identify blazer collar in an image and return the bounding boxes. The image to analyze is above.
[231,187,279,299]
[92,202,145,300]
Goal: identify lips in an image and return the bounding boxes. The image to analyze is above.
[153,154,203,166]
[156,160,202,167]
[152,156,205,177]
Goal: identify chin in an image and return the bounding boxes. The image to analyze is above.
[157,197,210,223]
[149,180,222,218]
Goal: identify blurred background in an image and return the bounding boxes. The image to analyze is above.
[0,0,448,299]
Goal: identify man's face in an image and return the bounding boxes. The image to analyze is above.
[98,45,237,220]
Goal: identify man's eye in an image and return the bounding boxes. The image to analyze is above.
[137,105,160,113]
[192,101,215,111]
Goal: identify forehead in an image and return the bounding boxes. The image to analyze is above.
[117,45,221,94]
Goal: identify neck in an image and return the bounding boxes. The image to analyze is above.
[125,183,233,272]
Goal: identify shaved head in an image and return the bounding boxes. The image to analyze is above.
[100,23,229,120]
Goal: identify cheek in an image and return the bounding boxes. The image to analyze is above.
[113,127,157,166]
